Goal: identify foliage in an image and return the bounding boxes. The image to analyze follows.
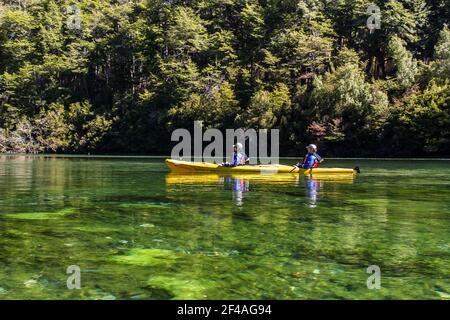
[431,25,450,81]
[242,83,291,129]
[0,0,449,156]
[385,82,450,155]
[388,35,418,90]
[309,63,389,154]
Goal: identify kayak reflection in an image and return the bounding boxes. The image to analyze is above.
[165,173,355,206]
[303,174,356,208]
[165,173,299,206]
[165,173,300,186]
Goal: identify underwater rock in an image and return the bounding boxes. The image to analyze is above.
[292,271,307,278]
[5,208,76,220]
[347,198,389,206]
[81,289,115,300]
[330,268,344,275]
[24,279,38,288]
[436,291,450,300]
[139,223,155,228]
[146,276,215,300]
[74,226,120,233]
[111,248,178,266]
[118,202,172,209]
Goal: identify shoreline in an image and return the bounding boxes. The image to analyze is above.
[1,154,450,161]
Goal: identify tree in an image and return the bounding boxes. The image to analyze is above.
[387,35,418,90]
[241,83,291,129]
[0,7,35,72]
[385,82,450,155]
[168,80,239,129]
[33,103,70,152]
[310,62,389,152]
[165,6,209,57]
[0,0,449,156]
[431,25,450,81]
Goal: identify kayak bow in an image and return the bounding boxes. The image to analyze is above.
[165,159,358,176]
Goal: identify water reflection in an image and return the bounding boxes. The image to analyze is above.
[165,173,355,207]
[305,177,320,208]
[223,177,250,206]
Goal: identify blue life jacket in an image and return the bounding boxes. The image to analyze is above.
[301,153,320,169]
[231,152,248,167]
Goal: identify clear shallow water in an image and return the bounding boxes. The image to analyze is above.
[0,155,449,300]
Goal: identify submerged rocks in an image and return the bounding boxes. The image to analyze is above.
[118,202,173,210]
[139,223,155,228]
[111,248,178,267]
[110,248,218,299]
[24,279,38,288]
[4,208,76,220]
[146,276,214,300]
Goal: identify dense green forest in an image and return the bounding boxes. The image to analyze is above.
[0,0,449,156]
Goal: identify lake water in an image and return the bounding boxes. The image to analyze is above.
[0,156,449,299]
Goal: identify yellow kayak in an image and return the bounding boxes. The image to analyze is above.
[165,159,359,176]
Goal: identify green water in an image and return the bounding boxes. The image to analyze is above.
[0,156,449,300]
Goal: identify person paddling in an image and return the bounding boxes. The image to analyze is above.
[295,144,324,170]
[221,143,249,167]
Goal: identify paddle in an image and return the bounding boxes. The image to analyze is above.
[291,154,324,173]
[290,164,299,173]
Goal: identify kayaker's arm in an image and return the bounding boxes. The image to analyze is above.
[314,153,324,163]
[236,152,248,166]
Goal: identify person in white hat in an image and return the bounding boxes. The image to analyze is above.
[221,142,249,167]
[295,144,324,169]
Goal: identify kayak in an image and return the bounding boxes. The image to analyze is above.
[165,159,359,176]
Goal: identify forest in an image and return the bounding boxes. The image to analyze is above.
[0,0,449,156]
